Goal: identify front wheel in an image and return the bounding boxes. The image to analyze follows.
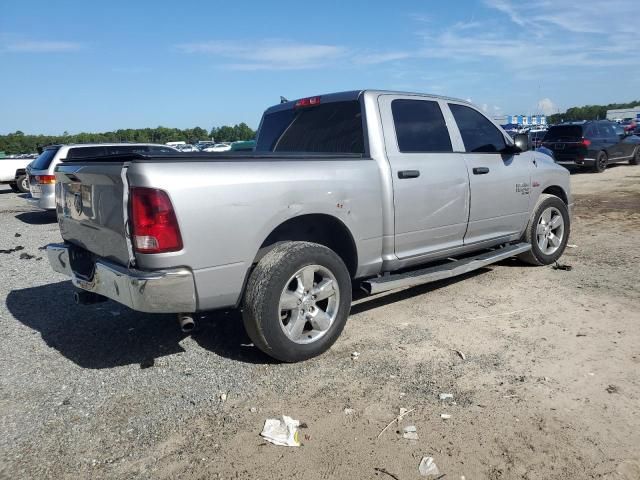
[242,241,352,362]
[518,194,570,266]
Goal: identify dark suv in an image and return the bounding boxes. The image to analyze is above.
[542,121,640,172]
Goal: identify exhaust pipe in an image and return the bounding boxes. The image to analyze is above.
[177,313,196,333]
[74,290,107,305]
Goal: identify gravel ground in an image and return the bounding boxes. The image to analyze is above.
[1,164,639,479]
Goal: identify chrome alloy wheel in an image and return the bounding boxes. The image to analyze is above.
[536,206,565,255]
[278,264,340,344]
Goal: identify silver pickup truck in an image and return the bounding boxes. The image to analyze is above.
[47,90,572,362]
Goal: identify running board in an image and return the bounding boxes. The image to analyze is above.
[361,243,531,295]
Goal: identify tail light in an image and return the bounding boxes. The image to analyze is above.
[580,138,591,147]
[130,187,183,254]
[35,175,56,184]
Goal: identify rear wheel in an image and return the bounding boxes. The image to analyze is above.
[242,241,352,362]
[593,151,608,173]
[630,147,640,165]
[518,194,570,266]
[9,182,19,193]
[15,175,29,193]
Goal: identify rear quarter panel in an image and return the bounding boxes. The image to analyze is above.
[127,159,384,310]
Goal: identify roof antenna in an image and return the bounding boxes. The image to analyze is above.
[280,96,289,104]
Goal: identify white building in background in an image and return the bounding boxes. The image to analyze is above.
[606,107,640,121]
[506,115,547,126]
[494,115,547,126]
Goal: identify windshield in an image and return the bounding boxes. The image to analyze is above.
[30,148,59,170]
[255,100,364,154]
[543,126,583,141]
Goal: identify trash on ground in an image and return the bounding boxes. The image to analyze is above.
[344,408,355,415]
[250,407,257,413]
[606,385,619,394]
[351,351,360,360]
[566,244,578,248]
[260,415,301,447]
[377,407,415,439]
[14,233,21,237]
[439,393,454,401]
[403,425,419,440]
[453,349,466,361]
[419,456,440,476]
[552,262,573,271]
[219,392,227,402]
[440,413,451,420]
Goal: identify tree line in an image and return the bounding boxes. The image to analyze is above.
[0,123,256,154]
[547,100,640,124]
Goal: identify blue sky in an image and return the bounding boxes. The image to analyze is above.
[1,0,638,135]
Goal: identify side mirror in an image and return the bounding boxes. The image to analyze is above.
[514,133,529,152]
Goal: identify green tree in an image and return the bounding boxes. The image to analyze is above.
[0,123,256,154]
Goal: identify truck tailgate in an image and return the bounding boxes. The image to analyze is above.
[55,162,132,266]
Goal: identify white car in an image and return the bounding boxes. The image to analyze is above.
[203,143,232,152]
[27,143,178,210]
[0,157,32,193]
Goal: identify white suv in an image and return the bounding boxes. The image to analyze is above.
[27,143,177,210]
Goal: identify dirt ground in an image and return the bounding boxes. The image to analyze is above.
[1,164,639,480]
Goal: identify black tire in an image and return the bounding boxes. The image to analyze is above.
[518,194,570,266]
[242,241,352,362]
[630,147,640,165]
[593,151,607,173]
[9,182,20,193]
[15,175,29,193]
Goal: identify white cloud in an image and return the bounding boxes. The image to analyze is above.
[537,98,557,116]
[417,11,637,70]
[4,40,82,52]
[355,51,411,65]
[175,40,347,70]
[484,0,635,34]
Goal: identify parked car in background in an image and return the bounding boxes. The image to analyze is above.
[47,89,572,362]
[230,140,256,151]
[0,156,32,193]
[528,129,547,149]
[174,144,200,152]
[27,143,178,210]
[203,143,232,152]
[195,141,216,150]
[542,121,640,172]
